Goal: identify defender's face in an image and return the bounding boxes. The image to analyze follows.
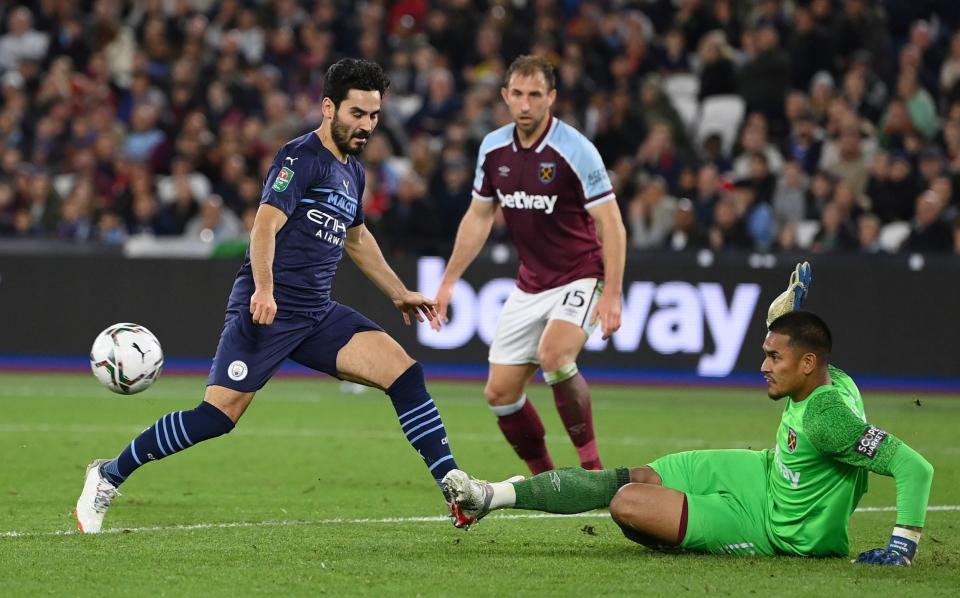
[501,72,556,136]
[760,331,806,400]
[327,89,381,155]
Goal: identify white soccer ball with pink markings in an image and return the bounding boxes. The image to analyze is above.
[90,323,164,395]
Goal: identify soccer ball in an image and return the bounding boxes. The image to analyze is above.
[89,323,164,395]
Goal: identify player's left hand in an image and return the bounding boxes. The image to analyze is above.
[393,291,439,326]
[591,292,622,340]
[853,547,911,566]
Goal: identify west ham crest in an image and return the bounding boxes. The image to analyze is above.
[787,427,798,453]
[538,162,556,184]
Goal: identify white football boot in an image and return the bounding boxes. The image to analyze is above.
[441,469,523,529]
[74,459,120,533]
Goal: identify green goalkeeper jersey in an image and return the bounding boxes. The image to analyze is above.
[765,366,909,556]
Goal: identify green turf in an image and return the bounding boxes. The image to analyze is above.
[0,373,957,596]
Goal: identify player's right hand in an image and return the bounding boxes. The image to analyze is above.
[853,547,911,566]
[430,282,454,332]
[250,289,277,325]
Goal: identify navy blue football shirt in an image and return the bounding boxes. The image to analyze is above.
[227,131,365,312]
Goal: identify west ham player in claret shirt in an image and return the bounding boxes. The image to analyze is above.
[432,55,627,499]
[75,58,470,533]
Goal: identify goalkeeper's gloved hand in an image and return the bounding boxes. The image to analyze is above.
[766,261,812,328]
[854,528,919,566]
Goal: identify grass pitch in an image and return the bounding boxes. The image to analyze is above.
[1,373,957,596]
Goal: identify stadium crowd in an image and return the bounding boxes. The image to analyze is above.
[2,0,960,256]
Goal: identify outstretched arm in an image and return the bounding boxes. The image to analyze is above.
[430,198,498,330]
[587,199,626,340]
[345,223,437,325]
[805,397,934,565]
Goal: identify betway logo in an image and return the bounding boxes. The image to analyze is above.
[496,189,558,214]
[416,258,760,376]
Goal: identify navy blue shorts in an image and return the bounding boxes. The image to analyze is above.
[207,302,383,392]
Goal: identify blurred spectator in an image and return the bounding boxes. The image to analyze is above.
[732,118,784,179]
[184,195,243,243]
[96,210,128,245]
[773,161,808,227]
[660,28,690,75]
[811,201,858,253]
[691,163,721,227]
[0,7,48,73]
[731,179,774,251]
[897,69,939,141]
[636,122,682,191]
[628,176,676,250]
[432,150,472,247]
[696,30,737,101]
[903,191,953,252]
[25,168,61,234]
[775,221,799,253]
[871,152,921,223]
[785,109,824,175]
[823,123,870,200]
[124,103,167,164]
[788,6,834,91]
[738,25,790,130]
[665,197,707,251]
[856,213,882,254]
[382,172,440,257]
[708,197,752,251]
[638,76,689,156]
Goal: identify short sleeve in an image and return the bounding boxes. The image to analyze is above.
[261,148,316,217]
[472,147,493,202]
[573,143,614,209]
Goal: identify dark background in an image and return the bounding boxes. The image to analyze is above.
[1,250,955,380]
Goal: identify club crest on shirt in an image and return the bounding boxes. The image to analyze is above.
[272,166,295,192]
[538,162,556,184]
[787,427,798,453]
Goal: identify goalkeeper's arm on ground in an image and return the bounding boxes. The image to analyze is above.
[804,392,935,563]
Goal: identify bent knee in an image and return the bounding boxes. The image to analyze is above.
[609,487,632,524]
[483,384,523,407]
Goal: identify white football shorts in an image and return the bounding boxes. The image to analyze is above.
[488,277,603,365]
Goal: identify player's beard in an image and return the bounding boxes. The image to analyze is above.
[515,112,546,137]
[331,113,370,156]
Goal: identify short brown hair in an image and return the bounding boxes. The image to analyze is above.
[504,55,556,90]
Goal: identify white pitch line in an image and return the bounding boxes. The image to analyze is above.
[2,506,958,539]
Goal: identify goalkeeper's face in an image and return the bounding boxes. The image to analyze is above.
[761,331,810,400]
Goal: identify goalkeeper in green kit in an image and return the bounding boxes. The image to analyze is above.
[443,263,934,565]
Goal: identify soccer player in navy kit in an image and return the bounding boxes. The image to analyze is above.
[75,59,465,533]
[432,55,626,479]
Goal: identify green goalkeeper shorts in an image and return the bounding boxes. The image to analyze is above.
[648,449,775,556]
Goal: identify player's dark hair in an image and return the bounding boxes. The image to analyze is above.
[322,58,390,108]
[769,311,832,360]
[504,55,556,90]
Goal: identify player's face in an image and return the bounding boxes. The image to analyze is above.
[501,72,557,136]
[328,89,381,156]
[760,331,808,400]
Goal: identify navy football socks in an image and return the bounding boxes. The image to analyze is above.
[387,363,459,486]
[100,401,235,487]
